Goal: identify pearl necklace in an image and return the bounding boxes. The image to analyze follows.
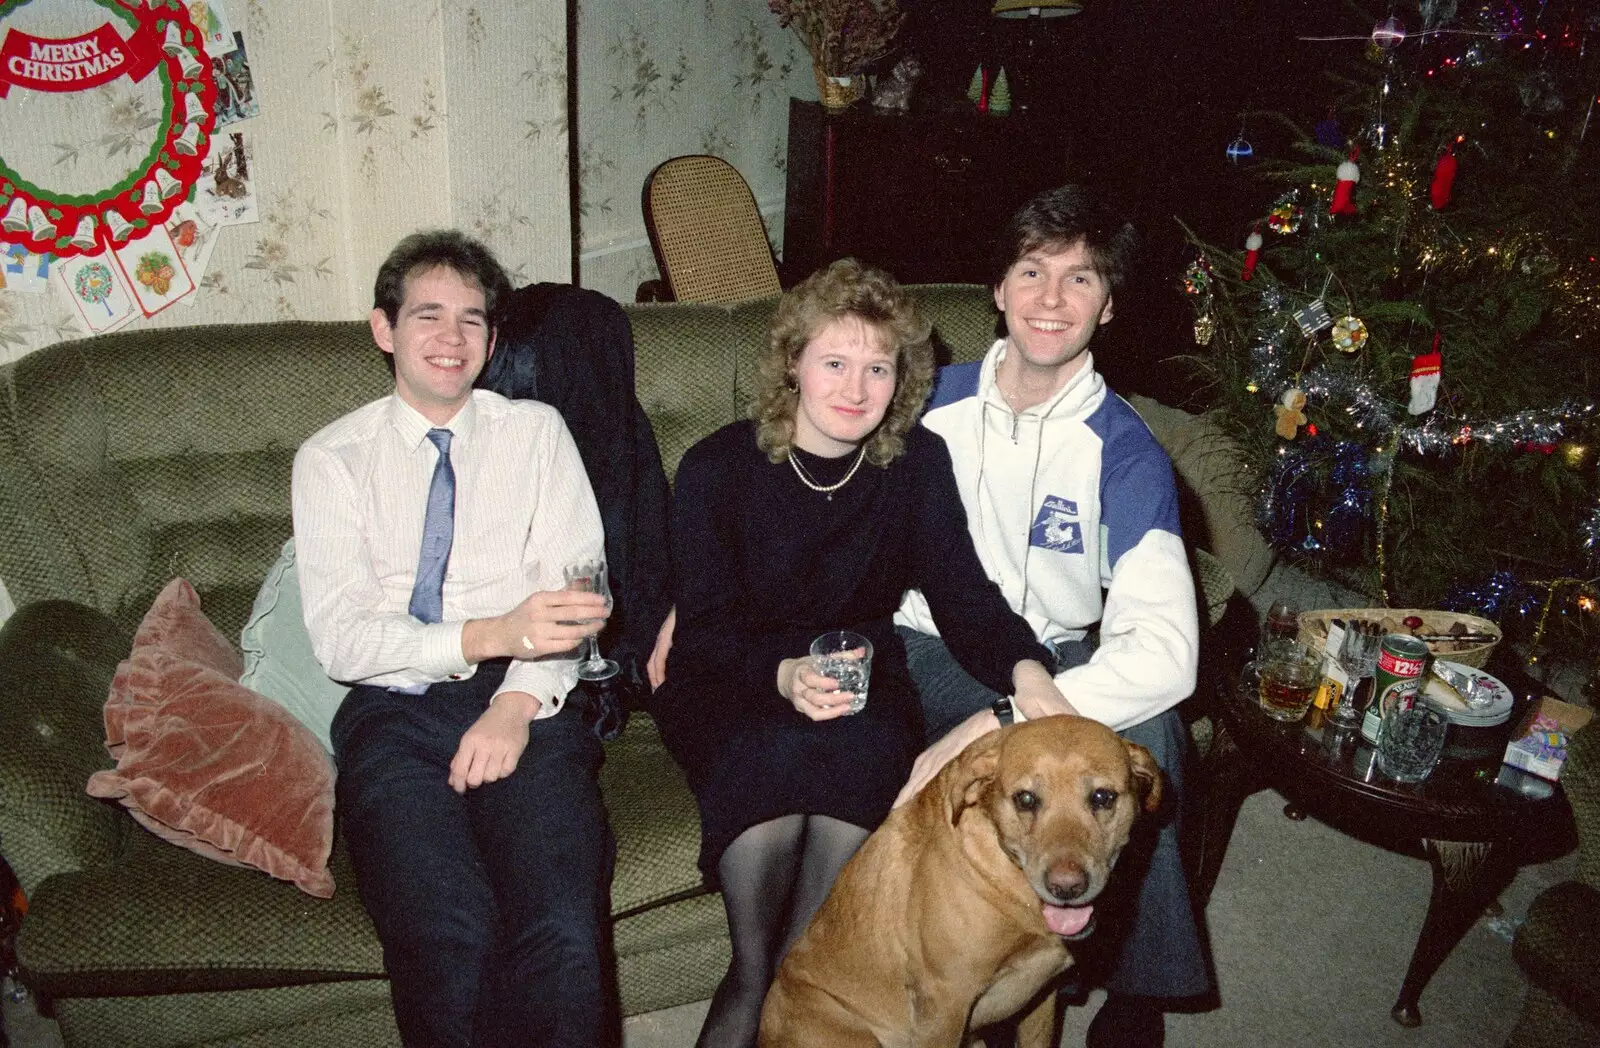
[789,445,867,501]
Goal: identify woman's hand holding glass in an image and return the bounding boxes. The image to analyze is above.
[779,657,858,722]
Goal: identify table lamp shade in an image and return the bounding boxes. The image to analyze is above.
[991,0,1084,17]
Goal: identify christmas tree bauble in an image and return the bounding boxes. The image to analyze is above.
[1372,16,1406,48]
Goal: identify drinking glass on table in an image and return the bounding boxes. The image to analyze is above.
[809,630,873,714]
[1260,598,1301,661]
[1376,703,1448,783]
[1256,640,1321,722]
[563,559,619,681]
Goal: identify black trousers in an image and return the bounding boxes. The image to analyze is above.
[332,664,618,1047]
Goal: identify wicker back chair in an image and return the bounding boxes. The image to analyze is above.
[641,155,782,305]
[1507,720,1600,1047]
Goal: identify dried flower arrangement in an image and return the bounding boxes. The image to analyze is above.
[768,0,906,77]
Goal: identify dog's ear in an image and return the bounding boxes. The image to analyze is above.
[945,730,1003,826]
[1125,741,1164,814]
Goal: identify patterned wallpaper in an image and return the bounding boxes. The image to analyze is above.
[574,0,817,303]
[0,0,569,365]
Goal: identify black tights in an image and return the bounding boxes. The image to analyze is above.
[694,813,871,1048]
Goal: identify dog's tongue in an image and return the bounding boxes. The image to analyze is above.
[1042,903,1093,938]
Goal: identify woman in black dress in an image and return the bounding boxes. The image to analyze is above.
[649,260,1068,1048]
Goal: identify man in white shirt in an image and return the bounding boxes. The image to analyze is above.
[292,230,616,1047]
[895,186,1211,1047]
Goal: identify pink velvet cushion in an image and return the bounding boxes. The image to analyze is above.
[87,578,336,898]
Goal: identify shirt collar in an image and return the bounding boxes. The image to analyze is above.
[387,392,479,450]
[982,341,1101,419]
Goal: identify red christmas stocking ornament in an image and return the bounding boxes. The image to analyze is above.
[1430,142,1458,210]
[1408,333,1442,416]
[1330,148,1360,216]
[1242,226,1263,281]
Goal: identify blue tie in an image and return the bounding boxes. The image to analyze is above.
[408,428,455,624]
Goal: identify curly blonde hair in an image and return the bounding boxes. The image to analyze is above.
[753,259,933,467]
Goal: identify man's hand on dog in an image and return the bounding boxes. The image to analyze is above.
[449,690,539,793]
[778,657,858,721]
[896,706,997,807]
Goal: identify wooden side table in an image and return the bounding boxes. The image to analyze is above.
[1190,661,1575,1027]
[781,99,1072,286]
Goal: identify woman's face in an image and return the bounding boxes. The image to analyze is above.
[789,314,897,457]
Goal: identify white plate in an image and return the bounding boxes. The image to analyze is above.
[1421,661,1513,726]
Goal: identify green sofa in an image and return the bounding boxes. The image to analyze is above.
[0,283,1265,1047]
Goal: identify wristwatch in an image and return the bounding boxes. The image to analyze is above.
[991,695,1015,728]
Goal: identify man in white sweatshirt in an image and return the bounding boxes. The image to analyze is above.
[895,185,1210,1047]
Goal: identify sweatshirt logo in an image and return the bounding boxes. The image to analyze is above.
[1030,495,1083,554]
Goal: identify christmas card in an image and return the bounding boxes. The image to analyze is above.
[211,32,260,127]
[163,202,220,305]
[195,131,259,226]
[2,245,54,295]
[56,253,137,335]
[111,226,196,317]
[189,0,239,59]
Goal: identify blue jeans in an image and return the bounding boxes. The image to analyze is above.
[332,663,618,1047]
[897,626,1212,1001]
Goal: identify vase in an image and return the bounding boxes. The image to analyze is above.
[813,62,858,110]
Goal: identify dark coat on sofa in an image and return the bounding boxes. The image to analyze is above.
[479,283,674,706]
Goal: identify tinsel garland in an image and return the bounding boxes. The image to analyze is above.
[1446,571,1600,666]
[1242,305,1600,578]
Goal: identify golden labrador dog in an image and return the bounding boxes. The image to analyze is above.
[760,714,1162,1048]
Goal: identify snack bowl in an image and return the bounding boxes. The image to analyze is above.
[1297,608,1501,668]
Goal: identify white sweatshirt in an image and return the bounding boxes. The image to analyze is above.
[896,341,1198,730]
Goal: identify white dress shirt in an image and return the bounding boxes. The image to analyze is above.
[291,390,605,717]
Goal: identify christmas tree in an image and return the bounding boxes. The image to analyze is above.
[1182,1,1600,666]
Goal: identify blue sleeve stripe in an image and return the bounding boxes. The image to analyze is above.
[1086,395,1182,570]
[926,361,982,413]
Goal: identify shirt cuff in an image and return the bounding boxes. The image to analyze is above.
[499,660,579,719]
[418,620,472,678]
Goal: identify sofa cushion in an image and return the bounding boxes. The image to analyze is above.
[629,302,748,480]
[16,831,380,997]
[86,579,336,898]
[239,538,347,754]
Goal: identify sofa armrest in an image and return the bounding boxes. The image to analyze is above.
[1127,395,1277,598]
[0,601,132,894]
[1513,879,1600,1025]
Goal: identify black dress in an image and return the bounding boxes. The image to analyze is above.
[652,421,1051,879]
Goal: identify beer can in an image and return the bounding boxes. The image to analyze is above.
[1360,634,1429,743]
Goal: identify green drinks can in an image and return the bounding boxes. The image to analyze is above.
[1360,634,1430,744]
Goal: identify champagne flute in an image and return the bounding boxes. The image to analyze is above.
[563,559,619,681]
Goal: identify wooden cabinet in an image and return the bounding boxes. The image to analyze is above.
[782,99,1072,287]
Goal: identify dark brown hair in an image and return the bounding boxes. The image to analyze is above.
[992,184,1138,292]
[373,229,512,330]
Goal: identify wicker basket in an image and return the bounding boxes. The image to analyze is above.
[1296,607,1503,669]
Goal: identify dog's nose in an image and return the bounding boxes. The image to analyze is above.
[1047,864,1088,902]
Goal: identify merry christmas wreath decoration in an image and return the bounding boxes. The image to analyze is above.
[0,0,217,258]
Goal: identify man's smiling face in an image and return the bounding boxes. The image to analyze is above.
[993,238,1115,384]
[371,264,496,425]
